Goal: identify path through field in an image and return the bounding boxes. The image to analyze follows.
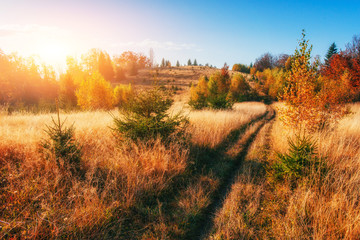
[191,106,275,240]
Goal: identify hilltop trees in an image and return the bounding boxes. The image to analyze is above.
[232,63,250,73]
[187,59,192,66]
[189,64,252,109]
[254,53,276,71]
[321,35,360,101]
[228,73,252,102]
[81,49,115,81]
[98,51,115,81]
[113,51,150,76]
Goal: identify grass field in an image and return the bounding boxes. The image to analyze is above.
[0,100,267,239]
[209,103,360,239]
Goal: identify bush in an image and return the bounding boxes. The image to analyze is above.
[113,87,188,142]
[269,135,325,186]
[232,63,250,73]
[41,110,82,176]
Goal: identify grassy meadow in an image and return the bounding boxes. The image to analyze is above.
[0,98,268,239]
[1,45,360,239]
[209,103,360,239]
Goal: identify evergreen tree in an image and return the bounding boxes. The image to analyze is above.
[193,59,198,66]
[325,42,338,66]
[176,60,180,67]
[187,59,192,66]
[161,58,166,68]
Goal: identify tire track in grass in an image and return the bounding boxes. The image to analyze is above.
[192,106,275,240]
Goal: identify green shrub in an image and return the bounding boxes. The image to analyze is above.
[270,135,326,186]
[41,111,82,176]
[232,63,250,73]
[112,87,188,142]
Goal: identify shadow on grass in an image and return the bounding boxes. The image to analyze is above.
[83,109,272,239]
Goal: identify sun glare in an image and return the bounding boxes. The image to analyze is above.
[36,42,72,67]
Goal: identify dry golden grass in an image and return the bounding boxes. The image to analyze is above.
[120,66,220,90]
[210,103,360,239]
[0,109,188,238]
[188,102,267,148]
[0,110,114,146]
[209,120,273,240]
[0,100,268,239]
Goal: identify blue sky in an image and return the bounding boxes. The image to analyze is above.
[0,0,359,70]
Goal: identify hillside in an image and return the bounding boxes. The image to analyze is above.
[114,66,248,92]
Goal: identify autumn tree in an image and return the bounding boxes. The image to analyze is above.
[81,49,115,81]
[98,51,115,81]
[254,53,276,71]
[76,72,115,110]
[279,31,347,131]
[321,35,360,100]
[189,75,209,109]
[66,56,85,86]
[227,73,251,102]
[276,54,291,68]
[113,51,150,76]
[232,63,250,73]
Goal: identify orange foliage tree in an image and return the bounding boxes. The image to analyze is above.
[321,53,360,100]
[113,51,150,76]
[279,31,347,131]
[189,75,209,109]
[76,72,115,110]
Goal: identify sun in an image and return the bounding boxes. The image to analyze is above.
[36,42,72,67]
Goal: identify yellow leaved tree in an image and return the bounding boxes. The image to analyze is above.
[76,72,115,110]
[279,30,347,132]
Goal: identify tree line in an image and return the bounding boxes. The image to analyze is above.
[0,49,152,112]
